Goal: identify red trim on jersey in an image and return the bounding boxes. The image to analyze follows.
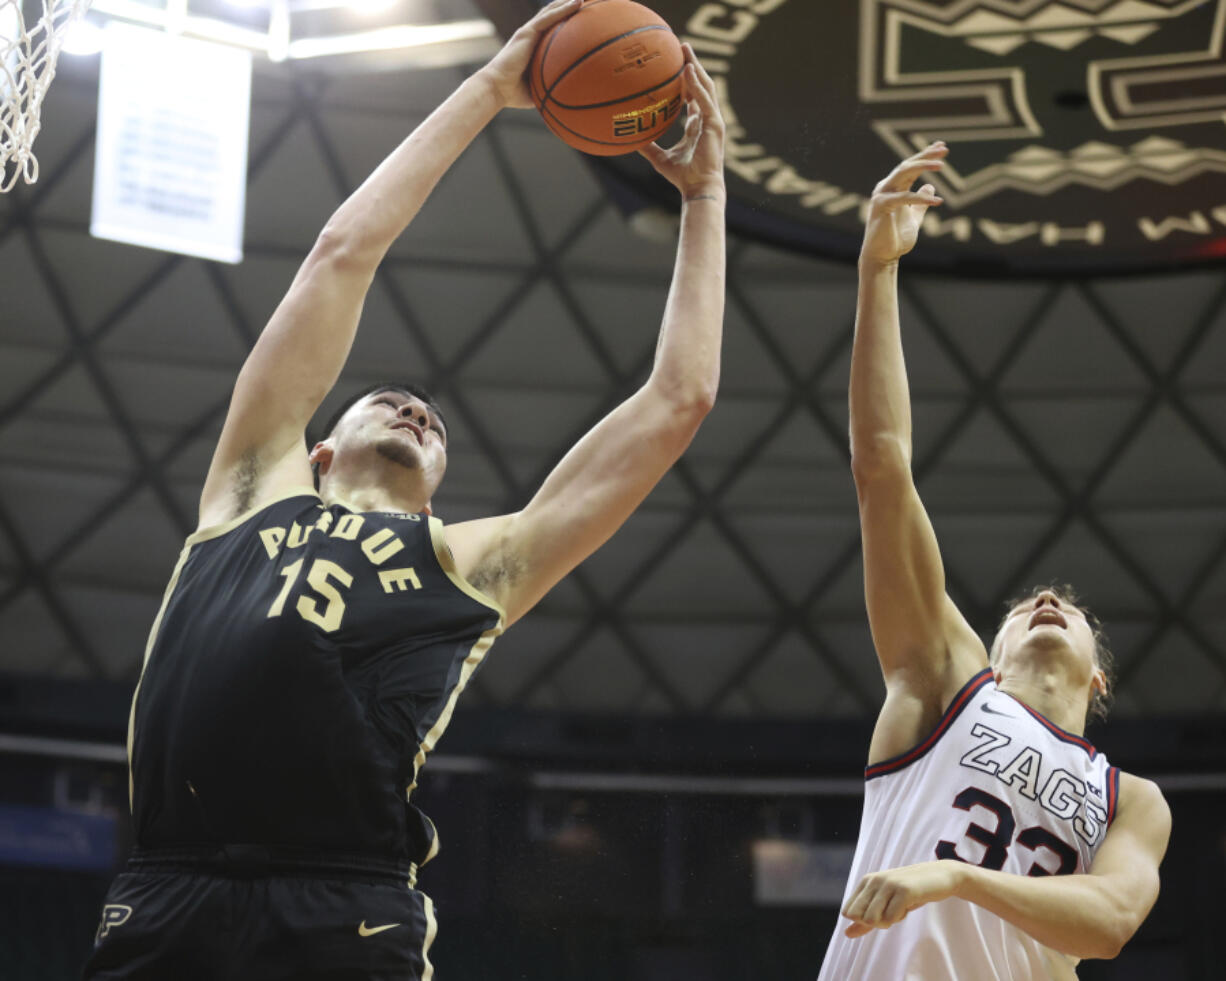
[1106,766,1120,826]
[865,669,993,781]
[1006,695,1099,760]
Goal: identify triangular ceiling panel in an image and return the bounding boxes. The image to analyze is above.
[1094,406,1226,510]
[1178,298,1226,388]
[460,280,610,387]
[35,228,174,330]
[1125,627,1226,714]
[461,385,610,492]
[395,132,535,263]
[1013,519,1158,615]
[245,119,347,249]
[735,280,857,376]
[497,122,606,251]
[55,488,187,594]
[624,520,776,618]
[1099,510,1226,605]
[0,467,130,560]
[909,278,1052,376]
[1006,395,1148,483]
[999,286,1149,396]
[0,587,81,673]
[0,347,65,412]
[635,622,770,711]
[58,583,164,679]
[682,394,797,495]
[568,276,673,377]
[735,511,859,607]
[928,511,1055,612]
[334,282,437,377]
[0,236,72,344]
[0,412,132,477]
[1089,273,1225,373]
[739,633,847,719]
[24,357,111,420]
[389,264,528,365]
[562,206,678,276]
[550,626,653,713]
[96,262,251,366]
[477,614,586,706]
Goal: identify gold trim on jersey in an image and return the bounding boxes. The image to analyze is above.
[402,519,506,864]
[426,517,505,620]
[126,540,197,810]
[421,893,438,981]
[188,487,321,546]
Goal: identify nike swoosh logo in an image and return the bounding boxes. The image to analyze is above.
[358,921,402,937]
[980,704,1013,717]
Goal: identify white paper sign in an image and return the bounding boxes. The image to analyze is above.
[752,839,856,906]
[91,23,251,263]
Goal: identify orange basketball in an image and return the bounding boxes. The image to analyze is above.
[529,0,685,156]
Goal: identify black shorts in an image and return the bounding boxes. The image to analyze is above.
[83,847,436,981]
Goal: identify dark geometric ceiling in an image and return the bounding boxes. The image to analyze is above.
[1,0,1225,727]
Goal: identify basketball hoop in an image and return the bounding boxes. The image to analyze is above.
[1,0,92,192]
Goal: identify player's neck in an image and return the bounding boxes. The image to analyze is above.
[320,472,431,516]
[997,669,1088,737]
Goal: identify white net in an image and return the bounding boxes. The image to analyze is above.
[1,0,92,192]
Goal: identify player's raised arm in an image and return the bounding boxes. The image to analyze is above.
[445,45,725,627]
[197,0,584,529]
[840,772,1171,960]
[851,143,986,727]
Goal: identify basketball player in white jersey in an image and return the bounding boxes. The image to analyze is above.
[817,143,1172,980]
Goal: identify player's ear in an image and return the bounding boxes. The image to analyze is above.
[309,441,334,474]
[1091,666,1107,698]
[422,500,433,517]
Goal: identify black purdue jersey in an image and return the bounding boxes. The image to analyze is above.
[128,491,504,866]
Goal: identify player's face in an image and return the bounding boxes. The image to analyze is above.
[329,390,448,493]
[992,590,1104,696]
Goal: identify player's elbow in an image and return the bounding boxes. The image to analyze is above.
[1078,899,1147,960]
[1080,924,1129,961]
[652,373,718,430]
[309,222,381,276]
[850,432,912,491]
[682,381,718,421]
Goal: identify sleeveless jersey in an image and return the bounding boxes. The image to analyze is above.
[818,669,1119,981]
[127,490,504,867]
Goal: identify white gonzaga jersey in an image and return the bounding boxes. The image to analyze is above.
[818,669,1119,981]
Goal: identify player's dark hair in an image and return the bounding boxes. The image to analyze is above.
[991,582,1115,726]
[309,382,446,488]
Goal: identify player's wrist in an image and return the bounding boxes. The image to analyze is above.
[469,65,515,110]
[944,859,978,902]
[858,252,901,274]
[682,182,726,206]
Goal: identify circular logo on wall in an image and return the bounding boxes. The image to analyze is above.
[598,0,1226,275]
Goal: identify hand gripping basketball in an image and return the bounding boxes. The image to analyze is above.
[638,46,726,202]
[480,0,585,110]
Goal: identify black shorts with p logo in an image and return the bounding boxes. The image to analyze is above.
[83,847,437,981]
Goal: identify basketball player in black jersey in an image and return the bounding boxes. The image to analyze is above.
[84,2,726,978]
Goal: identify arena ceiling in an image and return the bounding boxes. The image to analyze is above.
[1,0,1225,730]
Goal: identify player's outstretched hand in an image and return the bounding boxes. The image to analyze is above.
[841,859,964,938]
[860,142,947,267]
[479,0,583,110]
[639,45,726,203]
